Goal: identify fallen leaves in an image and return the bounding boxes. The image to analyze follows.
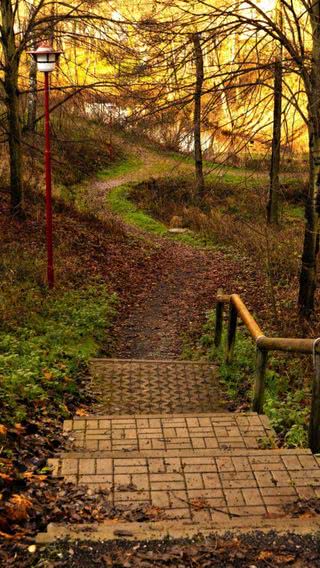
[189,497,208,510]
[258,550,295,564]
[0,425,7,437]
[5,495,32,522]
[43,371,54,381]
[285,497,320,518]
[0,472,12,485]
[75,408,88,417]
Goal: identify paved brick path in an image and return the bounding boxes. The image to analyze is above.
[50,449,320,522]
[90,359,225,414]
[38,359,320,541]
[61,412,272,452]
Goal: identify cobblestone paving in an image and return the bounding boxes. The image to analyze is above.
[45,358,320,534]
[63,413,273,452]
[49,449,320,522]
[90,359,225,414]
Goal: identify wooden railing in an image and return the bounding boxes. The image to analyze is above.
[215,291,320,453]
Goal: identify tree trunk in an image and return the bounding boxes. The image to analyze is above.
[26,19,37,132]
[193,32,205,198]
[27,57,37,131]
[1,0,23,216]
[299,2,320,317]
[298,124,320,316]
[267,59,282,225]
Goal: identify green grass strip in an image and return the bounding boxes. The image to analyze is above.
[107,184,213,248]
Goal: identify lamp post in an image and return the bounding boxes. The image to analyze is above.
[28,44,62,288]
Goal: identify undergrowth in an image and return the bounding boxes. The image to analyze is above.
[186,310,310,448]
[131,176,308,333]
[107,184,212,248]
[0,284,116,425]
[98,154,142,180]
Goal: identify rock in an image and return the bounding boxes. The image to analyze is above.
[113,529,134,537]
[169,215,183,229]
[168,228,189,234]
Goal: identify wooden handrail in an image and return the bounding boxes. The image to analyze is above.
[230,294,264,341]
[214,292,320,453]
[258,336,315,354]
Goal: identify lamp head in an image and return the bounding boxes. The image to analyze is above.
[28,43,62,73]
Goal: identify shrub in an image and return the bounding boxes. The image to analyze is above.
[0,284,116,424]
[195,310,311,448]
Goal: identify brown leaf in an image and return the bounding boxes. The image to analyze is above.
[23,472,47,482]
[43,371,54,381]
[258,551,273,561]
[75,408,88,416]
[14,423,25,435]
[5,494,33,521]
[275,554,296,565]
[190,497,207,510]
[300,510,316,519]
[0,424,7,436]
[0,472,13,484]
[0,531,15,540]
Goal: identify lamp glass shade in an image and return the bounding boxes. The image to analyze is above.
[29,46,61,73]
[37,60,56,72]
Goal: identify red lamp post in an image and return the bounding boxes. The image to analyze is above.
[28,44,62,288]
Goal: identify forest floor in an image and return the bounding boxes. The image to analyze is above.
[78,138,270,360]
[1,137,319,566]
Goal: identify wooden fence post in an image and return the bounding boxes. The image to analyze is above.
[225,302,237,364]
[215,289,224,347]
[309,350,320,453]
[252,347,268,414]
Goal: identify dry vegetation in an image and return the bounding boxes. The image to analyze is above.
[130,171,317,336]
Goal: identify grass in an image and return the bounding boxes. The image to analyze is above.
[188,310,310,448]
[107,183,213,248]
[0,283,116,425]
[285,204,305,220]
[98,154,143,180]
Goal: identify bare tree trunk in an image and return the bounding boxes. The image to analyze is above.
[27,56,37,131]
[1,0,23,216]
[193,32,205,198]
[299,3,320,317]
[26,7,37,132]
[299,123,320,316]
[267,58,282,224]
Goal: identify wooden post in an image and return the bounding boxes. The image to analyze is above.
[215,289,224,347]
[226,303,237,363]
[252,347,268,414]
[309,351,320,453]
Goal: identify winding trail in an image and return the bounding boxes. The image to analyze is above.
[84,143,265,360]
[36,142,320,555]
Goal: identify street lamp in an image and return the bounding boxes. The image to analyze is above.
[28,44,62,288]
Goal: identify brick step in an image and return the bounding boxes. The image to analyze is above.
[49,448,320,524]
[90,358,226,414]
[36,516,320,544]
[62,412,275,453]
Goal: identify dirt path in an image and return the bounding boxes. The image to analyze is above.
[112,241,259,359]
[82,142,266,360]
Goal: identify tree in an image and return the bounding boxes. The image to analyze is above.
[0,0,118,216]
[26,3,38,132]
[267,57,282,225]
[267,1,283,225]
[193,31,205,197]
[194,0,320,315]
[1,0,24,216]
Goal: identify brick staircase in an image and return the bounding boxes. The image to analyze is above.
[37,359,320,543]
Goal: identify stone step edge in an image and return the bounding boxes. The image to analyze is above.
[67,411,264,422]
[36,517,320,544]
[91,358,217,365]
[51,448,313,462]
